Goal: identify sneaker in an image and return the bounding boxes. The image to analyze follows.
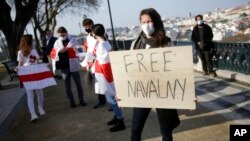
[31,114,38,122]
[38,107,46,116]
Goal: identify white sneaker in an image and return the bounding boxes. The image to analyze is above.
[31,114,38,122]
[38,107,46,116]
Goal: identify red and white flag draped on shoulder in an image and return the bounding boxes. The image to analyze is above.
[50,36,80,73]
[17,64,57,91]
[92,41,116,96]
[80,34,97,68]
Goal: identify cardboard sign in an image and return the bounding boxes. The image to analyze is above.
[17,64,57,90]
[109,46,196,109]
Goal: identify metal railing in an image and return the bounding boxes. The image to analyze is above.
[1,39,249,74]
[115,40,250,75]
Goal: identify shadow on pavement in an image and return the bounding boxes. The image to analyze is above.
[2,72,249,141]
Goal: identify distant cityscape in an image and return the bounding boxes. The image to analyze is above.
[1,4,250,51]
[103,4,250,42]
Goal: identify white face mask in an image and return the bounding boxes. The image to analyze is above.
[141,23,155,36]
[197,20,203,25]
[59,36,67,41]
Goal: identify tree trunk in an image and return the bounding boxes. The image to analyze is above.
[0,0,39,61]
[3,29,24,60]
[33,27,42,55]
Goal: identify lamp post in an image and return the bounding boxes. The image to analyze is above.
[78,22,84,41]
[107,0,118,50]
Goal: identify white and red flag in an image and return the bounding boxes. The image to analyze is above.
[50,35,80,73]
[17,64,57,90]
[92,41,116,96]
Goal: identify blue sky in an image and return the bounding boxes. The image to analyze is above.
[54,0,249,35]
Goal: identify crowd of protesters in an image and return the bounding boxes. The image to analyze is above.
[14,7,212,141]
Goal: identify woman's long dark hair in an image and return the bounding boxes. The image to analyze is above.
[140,8,170,47]
[92,24,107,41]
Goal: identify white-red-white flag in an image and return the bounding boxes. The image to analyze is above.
[50,35,80,74]
[17,64,57,90]
[92,41,116,96]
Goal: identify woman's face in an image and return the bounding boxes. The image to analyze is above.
[140,14,153,25]
[58,32,68,40]
[140,14,155,37]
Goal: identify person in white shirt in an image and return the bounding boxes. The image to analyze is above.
[45,29,62,79]
[81,18,107,109]
[17,34,45,122]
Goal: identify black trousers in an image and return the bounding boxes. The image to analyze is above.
[98,94,106,104]
[61,69,84,103]
[131,108,180,141]
[198,49,213,72]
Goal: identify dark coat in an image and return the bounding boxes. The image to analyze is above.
[46,36,57,55]
[191,24,214,51]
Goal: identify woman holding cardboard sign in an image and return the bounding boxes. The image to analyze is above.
[130,8,180,141]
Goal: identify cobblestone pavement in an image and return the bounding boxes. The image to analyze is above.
[1,71,250,141]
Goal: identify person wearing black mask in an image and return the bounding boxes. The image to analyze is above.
[191,15,216,77]
[81,18,107,109]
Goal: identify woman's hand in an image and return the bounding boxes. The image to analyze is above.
[115,96,123,109]
[194,96,197,103]
[115,96,121,101]
[189,96,197,111]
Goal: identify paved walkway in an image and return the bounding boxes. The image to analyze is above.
[0,66,249,141]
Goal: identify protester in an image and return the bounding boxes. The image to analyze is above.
[45,29,57,60]
[130,8,180,141]
[81,18,107,109]
[50,26,86,108]
[90,24,126,132]
[191,14,216,77]
[45,29,61,78]
[17,34,46,122]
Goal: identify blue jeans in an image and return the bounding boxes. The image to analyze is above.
[105,95,123,118]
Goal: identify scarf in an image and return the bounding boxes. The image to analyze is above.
[134,32,157,49]
[134,32,171,50]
